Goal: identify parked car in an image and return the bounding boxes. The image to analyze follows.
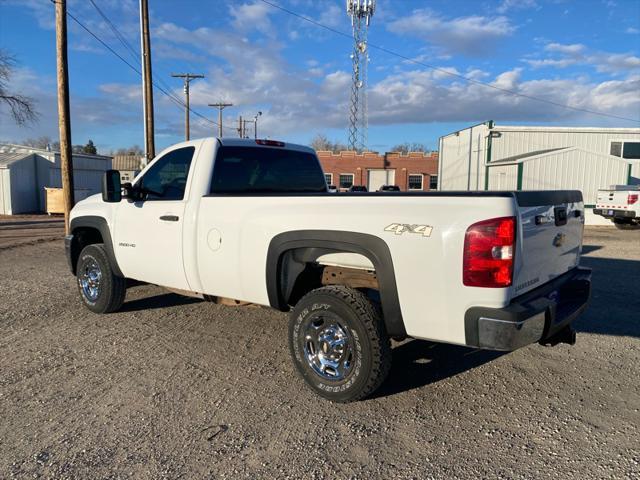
[378,185,400,192]
[593,185,640,229]
[349,185,368,192]
[66,138,592,402]
[327,184,338,193]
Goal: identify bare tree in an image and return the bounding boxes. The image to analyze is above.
[390,142,429,154]
[310,134,348,153]
[110,145,144,156]
[0,50,38,125]
[22,136,59,150]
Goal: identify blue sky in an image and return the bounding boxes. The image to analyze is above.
[1,0,639,153]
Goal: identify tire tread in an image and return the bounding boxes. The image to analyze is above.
[293,285,392,402]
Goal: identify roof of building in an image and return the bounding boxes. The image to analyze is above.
[112,155,142,171]
[0,143,112,160]
[0,151,32,168]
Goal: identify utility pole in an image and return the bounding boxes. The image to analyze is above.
[208,102,233,138]
[171,73,204,141]
[139,0,155,163]
[237,115,244,138]
[253,111,262,139]
[55,0,74,235]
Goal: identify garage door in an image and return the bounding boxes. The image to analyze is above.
[367,169,395,192]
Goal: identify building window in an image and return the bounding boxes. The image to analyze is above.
[610,141,640,159]
[429,175,438,190]
[339,173,354,189]
[408,174,423,190]
[324,173,333,185]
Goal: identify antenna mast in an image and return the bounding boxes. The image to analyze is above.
[346,0,374,152]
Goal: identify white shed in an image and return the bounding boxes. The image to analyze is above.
[0,152,40,215]
[0,144,112,215]
[438,122,640,224]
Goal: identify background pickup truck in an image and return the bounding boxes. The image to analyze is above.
[593,185,640,229]
[66,138,592,402]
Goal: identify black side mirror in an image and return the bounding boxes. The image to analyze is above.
[102,170,122,203]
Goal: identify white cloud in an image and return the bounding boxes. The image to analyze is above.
[318,4,343,28]
[387,10,515,57]
[524,42,640,74]
[496,0,538,14]
[229,1,274,35]
[365,68,640,125]
[626,27,640,34]
[545,43,586,55]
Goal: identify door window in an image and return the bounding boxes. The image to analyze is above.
[138,147,195,200]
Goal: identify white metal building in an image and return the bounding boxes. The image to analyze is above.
[0,144,112,215]
[438,122,640,224]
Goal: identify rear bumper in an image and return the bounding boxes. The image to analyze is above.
[593,208,636,219]
[464,267,592,351]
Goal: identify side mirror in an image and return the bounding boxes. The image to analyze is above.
[102,170,122,203]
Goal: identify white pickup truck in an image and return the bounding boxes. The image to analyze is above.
[593,185,640,229]
[66,138,592,402]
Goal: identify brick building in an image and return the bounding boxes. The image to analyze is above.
[316,150,439,192]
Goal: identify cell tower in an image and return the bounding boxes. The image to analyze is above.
[346,0,375,152]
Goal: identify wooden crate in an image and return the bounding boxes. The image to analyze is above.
[44,187,64,215]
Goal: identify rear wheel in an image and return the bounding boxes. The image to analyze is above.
[76,244,126,313]
[613,219,639,230]
[288,285,391,402]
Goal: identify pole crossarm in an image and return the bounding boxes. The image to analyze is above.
[171,73,205,141]
[208,103,233,138]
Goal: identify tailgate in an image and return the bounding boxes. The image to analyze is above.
[513,191,584,296]
[596,189,634,209]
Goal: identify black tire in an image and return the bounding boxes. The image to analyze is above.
[76,244,126,314]
[613,220,639,230]
[289,285,392,402]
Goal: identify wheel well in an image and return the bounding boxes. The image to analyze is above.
[70,227,103,274]
[279,248,379,308]
[266,230,407,338]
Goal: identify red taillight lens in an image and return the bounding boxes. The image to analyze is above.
[255,139,285,147]
[463,216,516,288]
[628,194,638,205]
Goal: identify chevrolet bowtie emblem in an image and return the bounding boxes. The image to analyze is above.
[553,233,566,247]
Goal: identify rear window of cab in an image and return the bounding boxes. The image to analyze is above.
[209,146,327,194]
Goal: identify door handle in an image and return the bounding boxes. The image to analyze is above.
[159,215,179,222]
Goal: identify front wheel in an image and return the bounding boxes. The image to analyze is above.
[288,285,392,402]
[76,244,126,313]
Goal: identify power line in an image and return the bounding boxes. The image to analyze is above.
[258,0,640,124]
[88,0,139,63]
[61,3,235,132]
[85,0,194,115]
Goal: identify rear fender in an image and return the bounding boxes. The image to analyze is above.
[266,230,406,338]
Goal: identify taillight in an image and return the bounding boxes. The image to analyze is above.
[463,216,516,288]
[628,194,638,205]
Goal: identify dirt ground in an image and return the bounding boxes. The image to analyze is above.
[0,215,64,250]
[0,227,638,479]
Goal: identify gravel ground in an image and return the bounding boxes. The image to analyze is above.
[0,227,638,479]
[0,216,64,249]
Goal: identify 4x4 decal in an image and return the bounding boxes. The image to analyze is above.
[384,223,433,237]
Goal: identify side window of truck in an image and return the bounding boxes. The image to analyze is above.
[138,147,195,200]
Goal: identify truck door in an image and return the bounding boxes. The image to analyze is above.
[113,146,195,290]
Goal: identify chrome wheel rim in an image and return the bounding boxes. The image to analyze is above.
[79,258,102,302]
[303,314,354,381]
